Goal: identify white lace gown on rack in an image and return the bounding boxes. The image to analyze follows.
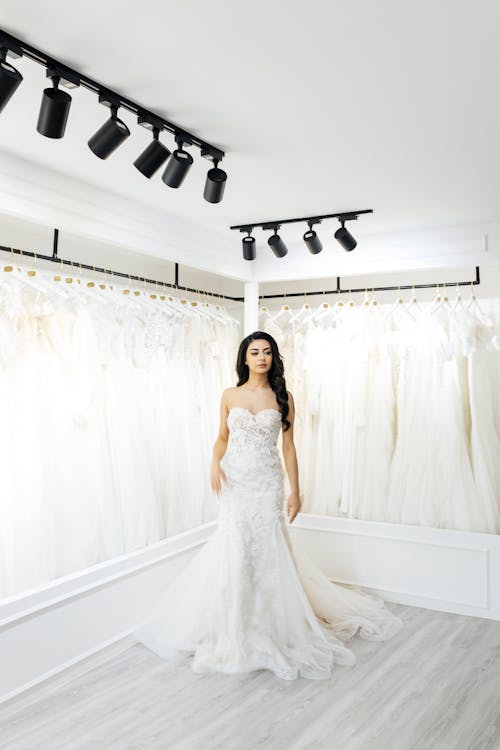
[133,406,404,680]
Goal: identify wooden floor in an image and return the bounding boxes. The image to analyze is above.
[1,603,499,750]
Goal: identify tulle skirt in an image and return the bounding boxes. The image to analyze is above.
[133,511,404,681]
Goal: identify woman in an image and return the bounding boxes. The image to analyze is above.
[133,331,403,680]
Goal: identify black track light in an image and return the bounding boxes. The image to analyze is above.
[162,137,193,188]
[134,127,171,178]
[334,219,357,252]
[268,228,288,258]
[88,104,130,159]
[0,48,23,114]
[231,209,371,255]
[204,159,227,203]
[242,231,256,261]
[36,75,72,139]
[303,222,323,254]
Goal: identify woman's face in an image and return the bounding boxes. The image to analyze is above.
[245,339,272,374]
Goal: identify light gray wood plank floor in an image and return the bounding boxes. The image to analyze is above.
[1,603,499,750]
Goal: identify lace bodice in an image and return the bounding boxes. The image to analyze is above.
[220,407,284,485]
[227,406,281,446]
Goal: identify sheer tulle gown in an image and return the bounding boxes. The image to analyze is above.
[133,406,404,680]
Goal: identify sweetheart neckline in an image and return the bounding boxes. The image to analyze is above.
[228,406,281,418]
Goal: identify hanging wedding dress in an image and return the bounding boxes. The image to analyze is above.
[133,406,404,681]
[0,266,240,598]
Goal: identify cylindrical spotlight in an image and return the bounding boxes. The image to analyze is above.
[0,54,23,114]
[303,227,323,254]
[334,221,357,252]
[242,233,256,261]
[36,76,72,139]
[162,144,193,188]
[88,105,130,159]
[134,128,171,178]
[204,160,227,203]
[268,230,288,258]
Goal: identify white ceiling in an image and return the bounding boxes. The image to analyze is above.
[1,0,500,271]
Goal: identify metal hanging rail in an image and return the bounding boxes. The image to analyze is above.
[257,266,481,300]
[0,231,242,302]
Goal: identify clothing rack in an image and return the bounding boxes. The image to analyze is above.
[0,229,242,302]
[0,229,481,303]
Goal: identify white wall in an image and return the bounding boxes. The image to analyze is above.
[251,220,500,281]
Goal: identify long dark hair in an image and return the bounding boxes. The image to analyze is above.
[235,331,291,431]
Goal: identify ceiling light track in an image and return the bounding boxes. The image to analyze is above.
[230,209,373,260]
[0,28,226,201]
[0,29,224,159]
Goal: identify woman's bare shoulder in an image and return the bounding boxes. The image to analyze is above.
[222,386,239,402]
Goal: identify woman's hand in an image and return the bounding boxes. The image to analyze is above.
[211,460,227,495]
[287,491,302,523]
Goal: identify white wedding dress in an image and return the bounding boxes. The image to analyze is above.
[133,406,404,680]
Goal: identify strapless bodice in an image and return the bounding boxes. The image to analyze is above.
[228,406,282,444]
[220,407,284,484]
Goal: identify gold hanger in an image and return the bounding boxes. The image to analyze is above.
[190,288,200,307]
[53,259,62,282]
[98,265,106,291]
[150,274,158,300]
[123,272,131,295]
[132,273,141,296]
[27,251,37,277]
[159,276,166,301]
[65,259,74,284]
[3,246,14,273]
[87,265,96,288]
[303,290,311,310]
[202,287,211,309]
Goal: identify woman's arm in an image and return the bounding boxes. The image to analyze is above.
[211,389,230,494]
[282,391,301,522]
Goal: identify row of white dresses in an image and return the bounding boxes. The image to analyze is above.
[261,296,500,534]
[0,270,239,599]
